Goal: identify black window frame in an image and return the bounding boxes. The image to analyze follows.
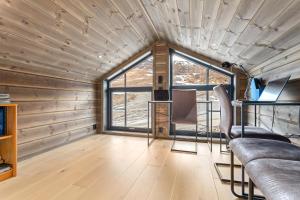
[106,52,153,132]
[105,49,234,135]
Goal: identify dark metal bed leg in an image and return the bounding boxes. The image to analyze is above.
[248,178,254,200]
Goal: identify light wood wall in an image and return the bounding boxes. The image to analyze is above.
[153,41,169,137]
[248,48,300,139]
[0,68,99,159]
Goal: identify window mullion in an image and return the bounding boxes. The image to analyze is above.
[124,73,127,127]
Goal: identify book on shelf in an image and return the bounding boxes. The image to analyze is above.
[0,107,5,136]
[0,163,11,173]
[0,94,10,98]
[0,94,10,104]
[0,100,11,104]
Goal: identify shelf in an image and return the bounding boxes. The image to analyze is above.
[0,169,13,182]
[0,135,13,141]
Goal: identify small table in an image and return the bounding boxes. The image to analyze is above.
[147,100,213,151]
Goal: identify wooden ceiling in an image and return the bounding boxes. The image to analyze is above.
[1,0,300,82]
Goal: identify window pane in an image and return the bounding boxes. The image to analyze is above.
[110,74,125,87]
[173,54,206,85]
[126,92,151,128]
[126,56,153,87]
[209,70,231,84]
[175,91,208,132]
[112,92,125,127]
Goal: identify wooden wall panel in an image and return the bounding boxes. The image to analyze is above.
[248,52,300,142]
[153,41,169,138]
[0,68,98,159]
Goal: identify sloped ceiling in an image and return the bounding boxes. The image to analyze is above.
[1,0,300,82]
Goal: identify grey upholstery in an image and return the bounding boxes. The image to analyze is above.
[231,126,291,142]
[246,159,300,200]
[213,85,290,142]
[213,85,233,136]
[172,89,197,125]
[230,138,300,165]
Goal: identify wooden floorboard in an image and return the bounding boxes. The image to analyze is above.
[0,135,242,200]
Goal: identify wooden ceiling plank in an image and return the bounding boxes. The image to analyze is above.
[71,0,140,54]
[200,0,221,50]
[208,0,240,52]
[253,59,300,81]
[83,0,145,51]
[55,0,134,59]
[238,1,300,68]
[190,0,203,49]
[0,32,101,78]
[136,0,160,39]
[104,0,147,46]
[250,43,300,75]
[156,0,181,44]
[140,0,172,41]
[164,0,184,44]
[0,1,115,71]
[110,0,156,44]
[217,0,264,56]
[256,0,300,46]
[244,21,300,67]
[229,0,294,59]
[252,49,300,77]
[22,0,122,67]
[176,0,191,47]
[0,16,100,68]
[0,31,102,76]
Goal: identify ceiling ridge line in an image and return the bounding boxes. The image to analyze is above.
[138,0,160,40]
[109,0,148,45]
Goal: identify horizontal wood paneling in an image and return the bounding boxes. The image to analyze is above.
[0,69,98,159]
[17,101,97,115]
[248,69,300,139]
[18,109,96,129]
[18,127,96,159]
[0,70,94,91]
[19,118,96,144]
[0,86,95,101]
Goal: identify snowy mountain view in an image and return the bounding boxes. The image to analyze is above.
[110,55,231,134]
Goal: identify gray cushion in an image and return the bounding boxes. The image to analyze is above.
[230,126,291,143]
[230,138,300,165]
[246,159,300,200]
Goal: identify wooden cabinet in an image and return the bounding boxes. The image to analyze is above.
[0,104,17,181]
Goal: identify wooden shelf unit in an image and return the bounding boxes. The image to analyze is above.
[0,104,17,181]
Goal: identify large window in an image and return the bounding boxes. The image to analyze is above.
[171,51,233,135]
[106,54,153,132]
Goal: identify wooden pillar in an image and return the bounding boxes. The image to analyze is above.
[153,41,170,138]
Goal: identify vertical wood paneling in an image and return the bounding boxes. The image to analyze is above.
[153,41,169,137]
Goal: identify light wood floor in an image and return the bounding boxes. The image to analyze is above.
[0,134,243,200]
